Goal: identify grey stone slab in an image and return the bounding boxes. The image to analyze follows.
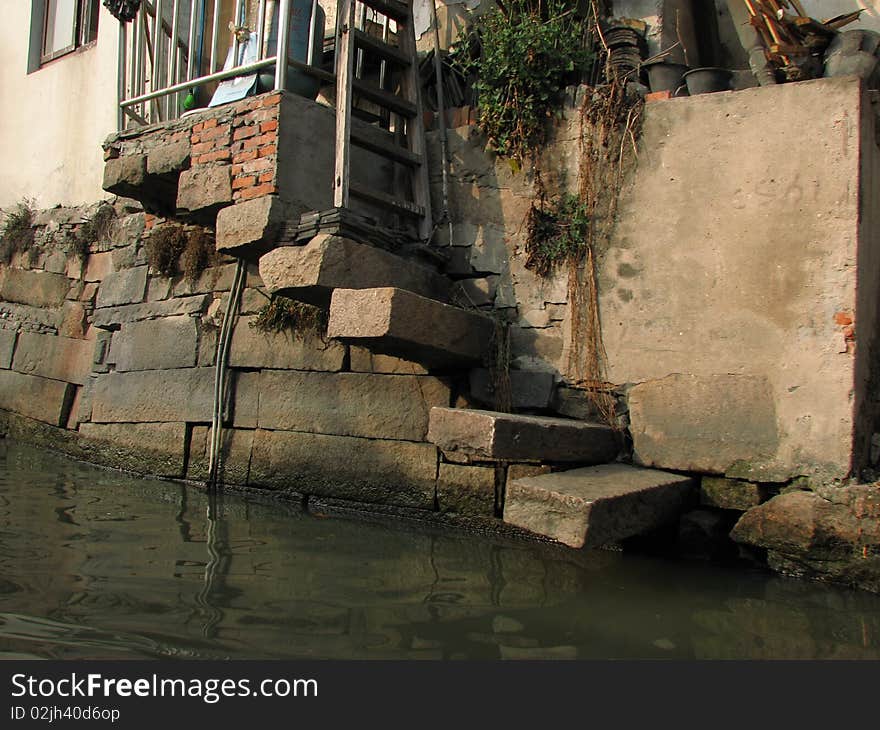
[231,370,260,428]
[700,476,770,511]
[216,195,290,256]
[83,251,113,282]
[0,370,74,426]
[187,426,253,485]
[112,316,199,372]
[90,368,216,423]
[147,138,190,176]
[437,463,496,516]
[91,295,210,328]
[504,464,695,548]
[328,287,494,369]
[78,422,187,478]
[176,164,232,213]
[0,268,70,309]
[259,234,450,306]
[229,316,346,372]
[428,407,620,463]
[58,301,87,339]
[0,330,16,369]
[96,266,148,308]
[103,154,146,197]
[249,429,437,509]
[257,370,450,441]
[0,301,62,330]
[349,346,429,375]
[12,332,93,385]
[469,369,554,410]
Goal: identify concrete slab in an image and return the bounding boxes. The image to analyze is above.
[259,234,450,306]
[427,407,620,463]
[504,464,695,548]
[328,287,494,369]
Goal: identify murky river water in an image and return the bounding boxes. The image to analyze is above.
[2,440,880,660]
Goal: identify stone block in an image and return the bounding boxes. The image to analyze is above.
[469,369,554,410]
[83,251,113,282]
[437,463,496,516]
[428,407,620,463]
[59,301,87,339]
[111,316,199,371]
[349,346,428,375]
[259,234,450,306]
[146,276,172,302]
[12,332,93,385]
[249,429,437,508]
[504,464,696,548]
[228,316,346,371]
[451,276,498,307]
[0,301,62,330]
[551,386,602,421]
[0,330,16,369]
[187,426,253,485]
[147,138,191,176]
[509,326,563,373]
[240,287,269,315]
[44,251,68,274]
[216,195,289,256]
[231,370,260,428]
[0,370,75,426]
[171,264,236,297]
[103,154,147,197]
[96,266,148,308]
[257,370,450,441]
[90,368,216,423]
[700,476,770,512]
[328,287,493,369]
[0,268,70,309]
[91,294,210,328]
[628,374,781,479]
[110,243,138,271]
[78,422,187,478]
[176,164,232,213]
[506,463,552,485]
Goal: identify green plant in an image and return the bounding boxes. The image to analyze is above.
[180,228,218,284]
[144,224,187,277]
[451,0,593,167]
[524,192,590,276]
[0,200,36,265]
[250,296,326,339]
[73,203,116,261]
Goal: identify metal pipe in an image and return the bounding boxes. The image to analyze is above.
[210,0,221,72]
[154,0,166,119]
[274,0,292,90]
[263,0,277,57]
[232,0,245,68]
[431,0,452,245]
[187,0,199,80]
[137,4,147,113]
[256,0,267,59]
[169,0,181,110]
[117,20,127,130]
[122,56,278,107]
[306,0,319,66]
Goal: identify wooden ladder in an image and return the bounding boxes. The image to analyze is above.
[333,0,433,241]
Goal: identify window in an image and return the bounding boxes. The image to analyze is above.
[29,0,99,70]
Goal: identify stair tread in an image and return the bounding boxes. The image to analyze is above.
[352,78,418,117]
[353,29,409,66]
[349,182,425,217]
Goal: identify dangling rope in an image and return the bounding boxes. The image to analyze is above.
[206,258,246,490]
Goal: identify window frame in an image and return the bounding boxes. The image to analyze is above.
[30,0,99,70]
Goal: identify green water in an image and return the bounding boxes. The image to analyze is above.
[1,439,880,660]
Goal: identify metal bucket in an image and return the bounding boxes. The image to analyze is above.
[682,67,732,95]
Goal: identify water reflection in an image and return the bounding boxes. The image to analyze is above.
[1,440,879,659]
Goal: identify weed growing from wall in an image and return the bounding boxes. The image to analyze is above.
[180,228,219,284]
[251,296,327,339]
[0,200,36,265]
[72,203,117,261]
[145,224,188,277]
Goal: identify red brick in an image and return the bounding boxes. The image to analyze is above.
[646,90,673,103]
[260,120,279,133]
[192,122,204,133]
[262,93,282,107]
[258,144,277,158]
[235,183,277,200]
[196,149,231,164]
[259,172,275,184]
[232,176,256,189]
[258,132,276,145]
[191,141,216,156]
[243,136,262,150]
[233,149,258,163]
[202,118,218,130]
[199,123,231,141]
[233,125,258,141]
[241,157,273,174]
[835,311,854,326]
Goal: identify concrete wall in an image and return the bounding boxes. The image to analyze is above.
[601,77,875,483]
[0,5,118,209]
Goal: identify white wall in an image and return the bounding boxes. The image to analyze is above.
[0,4,119,209]
[801,1,880,33]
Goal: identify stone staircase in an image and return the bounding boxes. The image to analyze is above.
[257,233,695,548]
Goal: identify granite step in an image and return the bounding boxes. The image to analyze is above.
[328,288,495,368]
[258,233,450,307]
[427,407,621,463]
[504,464,695,548]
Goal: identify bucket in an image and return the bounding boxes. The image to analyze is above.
[257,0,325,99]
[682,67,732,95]
[643,61,688,93]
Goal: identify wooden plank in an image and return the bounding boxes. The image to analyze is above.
[352,78,418,117]
[350,127,422,167]
[361,0,410,22]
[824,11,865,30]
[334,0,356,209]
[350,182,425,218]
[396,2,433,241]
[353,29,409,67]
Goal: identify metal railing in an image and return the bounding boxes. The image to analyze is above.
[117,0,326,130]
